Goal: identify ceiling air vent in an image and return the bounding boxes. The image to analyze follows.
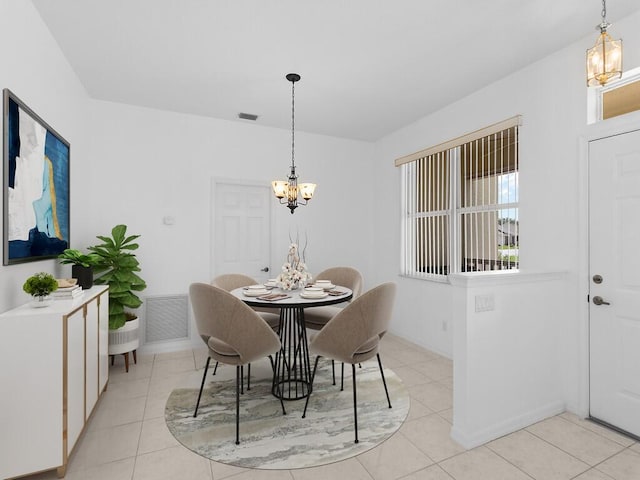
[238,112,258,121]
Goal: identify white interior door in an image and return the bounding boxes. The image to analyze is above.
[214,182,271,282]
[589,128,640,438]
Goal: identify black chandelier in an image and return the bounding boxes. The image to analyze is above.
[271,73,316,214]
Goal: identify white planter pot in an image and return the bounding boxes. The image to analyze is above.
[30,295,52,308]
[108,317,140,355]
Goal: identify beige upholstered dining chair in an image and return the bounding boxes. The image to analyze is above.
[210,274,280,384]
[301,282,397,444]
[304,266,364,330]
[189,283,286,444]
[304,267,364,384]
[211,273,279,324]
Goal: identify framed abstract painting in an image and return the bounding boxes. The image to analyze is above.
[3,89,70,265]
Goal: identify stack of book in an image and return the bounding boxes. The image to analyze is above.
[52,285,83,300]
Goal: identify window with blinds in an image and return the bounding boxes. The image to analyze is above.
[398,117,520,278]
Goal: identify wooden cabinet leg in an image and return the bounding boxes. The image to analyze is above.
[133,349,137,365]
[56,464,67,478]
[124,352,129,373]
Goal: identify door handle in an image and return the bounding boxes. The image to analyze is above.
[592,296,611,306]
[261,267,269,272]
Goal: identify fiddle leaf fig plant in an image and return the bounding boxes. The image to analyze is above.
[88,224,147,330]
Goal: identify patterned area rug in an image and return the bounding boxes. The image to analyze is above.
[165,360,409,469]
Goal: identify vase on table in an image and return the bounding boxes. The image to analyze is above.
[279,280,300,291]
[30,294,52,308]
[276,243,312,291]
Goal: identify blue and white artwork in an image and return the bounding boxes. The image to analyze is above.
[4,89,70,265]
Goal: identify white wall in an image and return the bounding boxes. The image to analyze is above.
[86,100,375,349]
[450,271,568,448]
[372,5,640,438]
[0,1,375,345]
[0,0,91,313]
[374,8,640,355]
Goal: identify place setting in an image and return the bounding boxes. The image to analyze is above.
[299,286,329,299]
[307,279,349,297]
[242,284,272,297]
[240,280,291,301]
[299,279,351,299]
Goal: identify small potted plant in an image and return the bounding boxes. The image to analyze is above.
[23,272,58,307]
[89,224,147,370]
[58,249,101,289]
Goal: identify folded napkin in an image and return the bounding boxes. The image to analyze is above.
[257,293,291,301]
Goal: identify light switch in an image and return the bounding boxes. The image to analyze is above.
[475,294,495,312]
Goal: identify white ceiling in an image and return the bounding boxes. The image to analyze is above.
[32,0,640,141]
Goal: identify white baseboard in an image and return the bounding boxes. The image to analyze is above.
[138,337,201,355]
[450,400,566,449]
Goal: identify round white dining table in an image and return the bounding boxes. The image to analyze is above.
[231,285,353,400]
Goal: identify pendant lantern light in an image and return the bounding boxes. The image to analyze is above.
[586,0,623,87]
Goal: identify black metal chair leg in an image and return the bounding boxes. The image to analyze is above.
[240,365,244,394]
[352,363,359,444]
[194,357,211,417]
[341,362,345,391]
[276,378,287,416]
[377,353,392,408]
[302,356,321,418]
[212,361,218,375]
[270,354,277,397]
[247,363,251,390]
[332,359,336,385]
[277,385,287,415]
[235,365,240,445]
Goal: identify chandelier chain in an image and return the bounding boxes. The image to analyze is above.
[291,80,295,169]
[601,0,607,22]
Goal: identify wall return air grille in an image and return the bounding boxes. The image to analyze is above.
[144,294,189,344]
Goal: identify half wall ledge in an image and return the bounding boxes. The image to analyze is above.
[449,270,569,449]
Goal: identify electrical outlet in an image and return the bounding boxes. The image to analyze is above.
[475,294,495,312]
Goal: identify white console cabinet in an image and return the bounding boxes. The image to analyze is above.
[0,286,109,478]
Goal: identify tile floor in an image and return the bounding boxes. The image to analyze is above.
[21,334,640,480]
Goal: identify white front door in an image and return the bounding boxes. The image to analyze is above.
[589,129,640,438]
[213,182,271,283]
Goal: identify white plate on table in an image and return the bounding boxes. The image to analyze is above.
[243,288,270,297]
[313,283,335,290]
[300,291,329,299]
[304,286,324,293]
